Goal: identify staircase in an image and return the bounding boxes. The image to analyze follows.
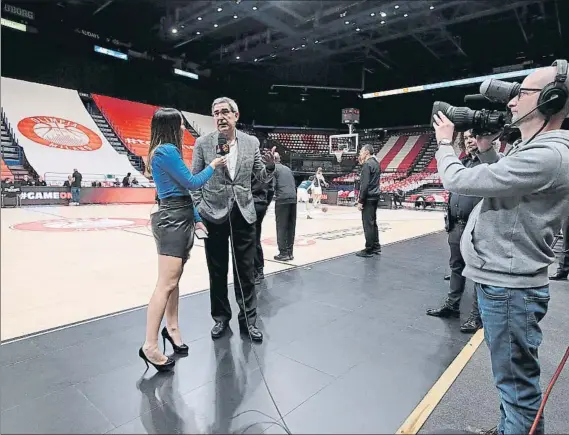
[183,118,201,138]
[1,113,33,180]
[412,135,437,173]
[81,95,145,174]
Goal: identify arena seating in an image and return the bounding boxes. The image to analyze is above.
[182,111,216,137]
[92,94,195,167]
[381,171,441,193]
[1,77,147,182]
[267,132,329,154]
[1,159,14,180]
[392,134,430,172]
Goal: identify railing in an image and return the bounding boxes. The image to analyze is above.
[44,171,154,187]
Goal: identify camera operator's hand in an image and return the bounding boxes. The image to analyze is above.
[433,111,455,145]
[475,135,495,153]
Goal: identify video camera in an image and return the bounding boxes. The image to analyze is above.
[431,78,520,135]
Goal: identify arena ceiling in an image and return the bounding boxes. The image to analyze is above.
[10,0,569,90]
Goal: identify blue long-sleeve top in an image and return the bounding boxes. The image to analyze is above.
[151,143,214,222]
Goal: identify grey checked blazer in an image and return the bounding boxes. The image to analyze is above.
[190,130,275,224]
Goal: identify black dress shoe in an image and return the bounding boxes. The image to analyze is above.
[550,272,568,281]
[211,321,229,339]
[240,324,263,342]
[356,249,374,257]
[443,274,451,280]
[460,315,482,333]
[426,303,460,318]
[274,253,291,261]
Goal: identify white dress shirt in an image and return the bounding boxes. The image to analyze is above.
[226,138,239,180]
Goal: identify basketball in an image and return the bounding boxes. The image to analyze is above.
[321,206,328,213]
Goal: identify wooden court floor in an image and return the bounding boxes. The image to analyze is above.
[0,203,444,341]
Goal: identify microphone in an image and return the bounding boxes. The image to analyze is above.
[217,133,229,156]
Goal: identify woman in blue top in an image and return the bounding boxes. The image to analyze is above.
[139,108,225,372]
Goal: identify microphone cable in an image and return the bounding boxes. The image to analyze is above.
[218,143,292,435]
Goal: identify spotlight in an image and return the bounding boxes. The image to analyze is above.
[171,28,178,34]
[236,56,240,59]
[380,12,387,17]
[380,20,385,24]
[430,5,435,9]
[197,17,202,20]
[233,15,238,19]
[252,6,258,10]
[345,20,350,24]
[355,27,360,32]
[217,7,223,12]
[394,5,399,9]
[254,58,258,62]
[404,13,408,17]
[214,23,218,27]
[196,31,201,35]
[301,44,306,47]
[314,40,319,43]
[370,12,375,16]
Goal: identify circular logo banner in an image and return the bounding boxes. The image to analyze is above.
[17,116,103,151]
[12,218,149,232]
[262,236,316,247]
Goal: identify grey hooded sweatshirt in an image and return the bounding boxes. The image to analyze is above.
[435,130,569,288]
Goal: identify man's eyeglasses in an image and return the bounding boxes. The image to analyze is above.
[212,108,234,117]
[517,87,542,98]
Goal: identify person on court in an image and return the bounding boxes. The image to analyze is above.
[297,176,313,219]
[272,153,297,261]
[356,144,381,257]
[311,167,328,208]
[139,108,225,372]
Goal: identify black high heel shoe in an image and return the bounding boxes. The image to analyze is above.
[138,347,175,372]
[161,327,189,355]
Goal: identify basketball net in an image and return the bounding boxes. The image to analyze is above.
[333,150,344,163]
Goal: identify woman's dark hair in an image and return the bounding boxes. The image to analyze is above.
[148,108,184,173]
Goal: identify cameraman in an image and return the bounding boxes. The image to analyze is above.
[433,63,569,435]
[426,130,482,334]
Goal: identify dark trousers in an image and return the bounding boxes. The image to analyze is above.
[254,205,268,274]
[203,207,257,326]
[447,222,479,316]
[275,202,297,256]
[362,199,381,251]
[556,217,569,274]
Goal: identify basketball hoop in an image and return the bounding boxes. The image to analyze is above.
[333,150,344,163]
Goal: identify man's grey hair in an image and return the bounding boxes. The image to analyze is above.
[361,144,375,155]
[212,97,239,114]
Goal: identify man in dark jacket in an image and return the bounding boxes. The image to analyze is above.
[272,154,297,261]
[252,169,274,284]
[356,144,382,257]
[426,130,482,333]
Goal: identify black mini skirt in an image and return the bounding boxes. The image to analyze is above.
[150,196,195,263]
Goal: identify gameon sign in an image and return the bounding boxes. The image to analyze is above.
[17,116,103,151]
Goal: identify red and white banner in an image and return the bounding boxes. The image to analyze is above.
[1,77,147,181]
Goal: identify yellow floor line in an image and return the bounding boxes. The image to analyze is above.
[396,328,485,434]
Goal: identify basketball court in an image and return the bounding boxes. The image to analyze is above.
[1,204,568,435]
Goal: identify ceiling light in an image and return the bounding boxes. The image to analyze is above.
[301,44,306,47]
[370,12,375,17]
[355,27,360,32]
[197,17,202,21]
[214,23,218,27]
[254,58,258,62]
[180,25,185,28]
[345,20,350,24]
[430,5,435,9]
[394,5,400,9]
[380,20,385,24]
[217,7,223,12]
[404,13,408,17]
[171,28,178,34]
[233,15,238,19]
[380,12,387,17]
[236,56,240,59]
[314,40,319,44]
[291,47,295,50]
[252,6,258,10]
[196,31,201,35]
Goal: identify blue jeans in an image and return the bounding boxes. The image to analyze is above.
[71,187,80,203]
[476,283,549,435]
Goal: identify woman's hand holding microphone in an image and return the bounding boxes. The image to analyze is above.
[210,156,227,169]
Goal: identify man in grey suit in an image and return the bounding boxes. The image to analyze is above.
[190,97,275,342]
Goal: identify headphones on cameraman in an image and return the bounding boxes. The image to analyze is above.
[537,59,568,116]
